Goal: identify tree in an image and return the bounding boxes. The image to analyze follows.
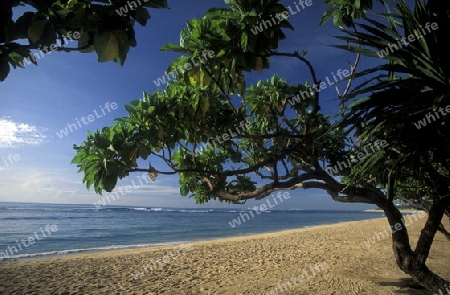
[71,0,449,292]
[0,0,169,81]
[335,0,450,290]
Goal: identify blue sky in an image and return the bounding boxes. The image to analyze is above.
[0,0,382,210]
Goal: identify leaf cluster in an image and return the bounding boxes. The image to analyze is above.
[0,0,168,81]
[336,0,450,205]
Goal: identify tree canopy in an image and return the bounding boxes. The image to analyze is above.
[338,0,450,212]
[1,0,379,81]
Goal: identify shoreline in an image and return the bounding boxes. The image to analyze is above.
[4,217,385,263]
[0,215,447,294]
[2,211,419,264]
[364,209,423,213]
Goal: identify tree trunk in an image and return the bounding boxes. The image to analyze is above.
[437,223,450,241]
[380,198,450,293]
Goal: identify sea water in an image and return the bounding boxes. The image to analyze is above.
[0,202,383,261]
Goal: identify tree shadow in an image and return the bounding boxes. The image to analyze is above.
[377,278,433,294]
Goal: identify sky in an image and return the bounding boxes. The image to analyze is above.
[0,0,385,210]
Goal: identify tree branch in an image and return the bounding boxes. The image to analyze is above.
[267,51,319,87]
[415,195,450,264]
[206,173,318,202]
[336,53,360,109]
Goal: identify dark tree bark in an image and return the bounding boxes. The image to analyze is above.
[379,196,450,293]
[437,223,450,240]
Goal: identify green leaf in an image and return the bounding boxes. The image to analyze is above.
[14,12,34,39]
[40,23,57,47]
[333,13,344,29]
[131,6,150,26]
[278,20,294,30]
[28,19,47,43]
[240,32,248,50]
[94,32,119,62]
[205,8,240,20]
[180,184,189,196]
[159,42,188,53]
[126,27,137,48]
[199,97,210,117]
[105,162,118,176]
[7,52,25,69]
[254,56,263,72]
[320,8,338,26]
[78,29,94,53]
[114,30,130,66]
[94,133,110,149]
[143,0,169,9]
[138,145,150,160]
[0,57,10,81]
[103,174,118,192]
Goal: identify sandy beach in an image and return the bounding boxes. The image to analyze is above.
[0,216,448,295]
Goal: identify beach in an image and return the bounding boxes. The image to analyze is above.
[0,216,448,295]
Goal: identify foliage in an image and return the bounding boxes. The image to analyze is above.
[336,0,450,208]
[72,0,448,207]
[0,0,169,81]
[72,0,352,204]
[320,0,381,28]
[0,0,382,82]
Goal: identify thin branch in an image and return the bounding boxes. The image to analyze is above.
[267,51,319,86]
[281,115,301,135]
[129,153,279,176]
[265,50,322,136]
[336,53,361,109]
[202,66,239,115]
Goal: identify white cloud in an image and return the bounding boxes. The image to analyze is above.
[0,117,47,148]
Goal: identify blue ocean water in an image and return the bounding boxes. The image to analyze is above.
[0,202,383,261]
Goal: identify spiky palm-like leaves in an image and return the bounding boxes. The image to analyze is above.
[335,0,450,205]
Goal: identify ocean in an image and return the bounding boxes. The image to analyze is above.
[0,202,383,261]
